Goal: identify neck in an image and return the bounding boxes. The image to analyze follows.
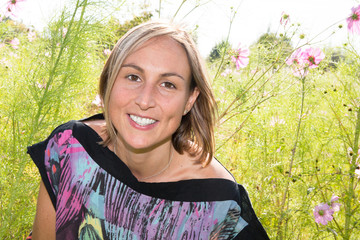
[113,137,174,181]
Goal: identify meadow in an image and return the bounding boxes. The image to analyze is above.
[0,0,359,239]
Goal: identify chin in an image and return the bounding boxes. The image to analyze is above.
[124,136,172,153]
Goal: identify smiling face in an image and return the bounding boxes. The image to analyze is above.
[108,36,199,152]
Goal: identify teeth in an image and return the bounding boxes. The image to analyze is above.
[130,115,156,126]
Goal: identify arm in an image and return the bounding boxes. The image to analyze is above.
[32,180,56,240]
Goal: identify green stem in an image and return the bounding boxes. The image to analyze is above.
[172,0,187,20]
[344,106,360,239]
[213,7,237,82]
[158,0,162,17]
[27,0,84,145]
[277,76,306,239]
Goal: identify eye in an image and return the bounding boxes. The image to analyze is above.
[126,74,140,82]
[161,81,176,89]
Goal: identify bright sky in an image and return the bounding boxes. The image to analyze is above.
[1,0,359,56]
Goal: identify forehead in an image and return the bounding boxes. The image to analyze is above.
[122,36,192,79]
[130,35,187,58]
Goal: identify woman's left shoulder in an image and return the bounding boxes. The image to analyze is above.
[199,157,236,182]
[173,152,236,183]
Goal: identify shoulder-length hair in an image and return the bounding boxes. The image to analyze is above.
[99,20,217,166]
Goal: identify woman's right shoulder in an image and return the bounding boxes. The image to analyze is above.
[35,114,105,144]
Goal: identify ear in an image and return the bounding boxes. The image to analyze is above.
[184,87,199,115]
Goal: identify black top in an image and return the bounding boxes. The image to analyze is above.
[28,114,269,239]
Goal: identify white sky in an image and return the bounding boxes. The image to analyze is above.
[1,0,359,56]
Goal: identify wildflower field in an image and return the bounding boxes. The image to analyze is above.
[0,0,360,239]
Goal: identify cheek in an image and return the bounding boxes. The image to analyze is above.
[109,85,131,108]
[163,98,187,121]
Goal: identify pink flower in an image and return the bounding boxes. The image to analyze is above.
[280,12,290,26]
[347,5,360,34]
[231,44,250,70]
[314,203,334,225]
[5,0,25,17]
[355,160,360,178]
[286,48,308,77]
[10,37,20,49]
[221,68,232,77]
[0,58,10,67]
[28,31,36,42]
[36,78,47,89]
[220,87,226,94]
[36,82,46,89]
[103,49,111,56]
[286,47,325,77]
[269,116,285,127]
[330,195,341,212]
[92,94,103,107]
[355,166,360,178]
[300,47,325,69]
[286,48,303,66]
[62,28,67,38]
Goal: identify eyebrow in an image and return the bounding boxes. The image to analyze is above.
[122,64,185,81]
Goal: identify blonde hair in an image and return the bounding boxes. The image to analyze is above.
[99,20,217,166]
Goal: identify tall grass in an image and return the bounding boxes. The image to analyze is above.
[0,0,107,238]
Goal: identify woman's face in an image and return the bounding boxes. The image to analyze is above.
[109,36,199,152]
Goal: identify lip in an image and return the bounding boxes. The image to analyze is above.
[127,114,158,130]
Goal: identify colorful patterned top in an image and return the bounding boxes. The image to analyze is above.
[28,114,269,239]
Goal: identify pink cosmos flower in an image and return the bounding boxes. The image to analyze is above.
[5,0,26,17]
[221,68,232,77]
[300,47,325,69]
[286,48,303,66]
[62,28,68,38]
[314,203,334,225]
[269,116,285,127]
[330,195,341,212]
[10,37,20,49]
[220,87,226,94]
[286,47,325,77]
[355,165,360,178]
[36,82,47,89]
[231,44,250,70]
[36,78,47,89]
[28,31,36,42]
[347,5,360,34]
[103,49,111,56]
[286,48,308,77]
[0,58,10,67]
[92,94,103,107]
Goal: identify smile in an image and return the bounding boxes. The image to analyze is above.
[129,114,157,126]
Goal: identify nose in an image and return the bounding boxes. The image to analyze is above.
[134,83,156,110]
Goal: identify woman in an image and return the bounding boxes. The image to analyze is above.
[28,20,269,239]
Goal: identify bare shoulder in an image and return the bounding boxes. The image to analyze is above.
[177,152,236,182]
[202,158,236,182]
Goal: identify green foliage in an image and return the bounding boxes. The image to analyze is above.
[0,1,156,237]
[213,47,360,239]
[103,11,153,49]
[252,32,293,68]
[208,39,231,62]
